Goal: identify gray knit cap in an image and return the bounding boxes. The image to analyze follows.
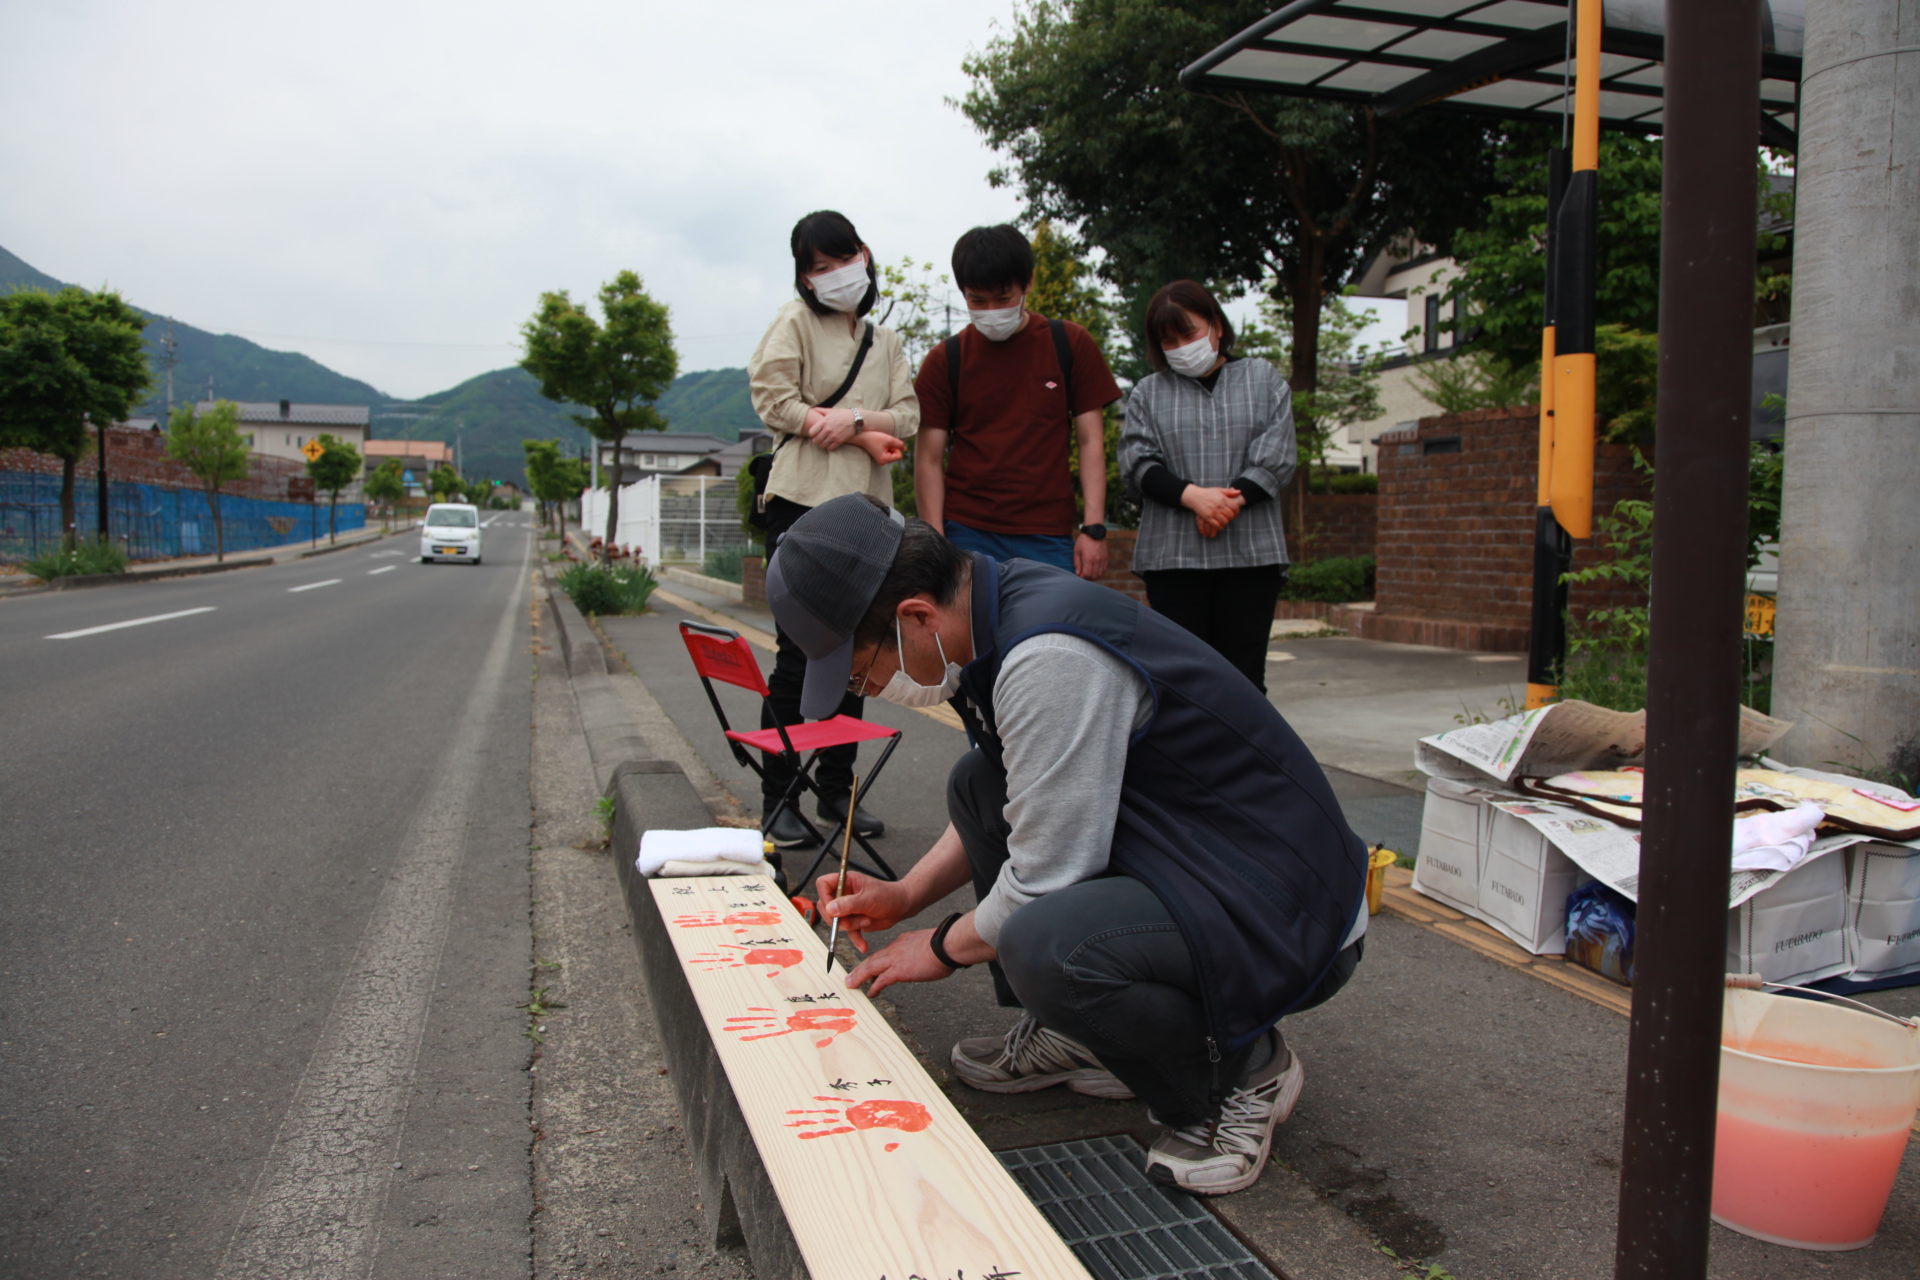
[765,494,906,719]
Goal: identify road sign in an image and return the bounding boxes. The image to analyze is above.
[301,439,325,462]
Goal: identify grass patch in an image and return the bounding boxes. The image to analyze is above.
[26,537,128,582]
[701,546,745,583]
[557,560,658,616]
[1283,555,1374,603]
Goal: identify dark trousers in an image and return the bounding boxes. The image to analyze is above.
[761,497,862,807]
[1140,564,1286,693]
[948,747,1359,1125]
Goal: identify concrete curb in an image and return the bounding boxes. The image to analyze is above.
[0,525,405,599]
[542,569,653,796]
[611,766,808,1280]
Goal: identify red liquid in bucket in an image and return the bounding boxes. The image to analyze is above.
[1712,1112,1912,1249]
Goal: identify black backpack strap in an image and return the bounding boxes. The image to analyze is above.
[816,322,874,410]
[945,334,962,437]
[1048,318,1076,418]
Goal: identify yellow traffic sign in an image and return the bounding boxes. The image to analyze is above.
[1744,593,1777,638]
[301,439,325,462]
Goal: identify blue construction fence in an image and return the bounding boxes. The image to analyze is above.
[0,470,365,563]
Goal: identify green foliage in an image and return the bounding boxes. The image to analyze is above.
[735,463,764,543]
[1745,439,1783,569]
[1409,348,1540,415]
[0,284,152,547]
[364,458,405,529]
[1283,555,1375,602]
[1026,220,1134,527]
[1448,130,1666,369]
[521,270,678,560]
[701,547,744,583]
[960,0,1500,401]
[1307,471,1378,494]
[307,433,363,543]
[1594,325,1660,442]
[1558,486,1654,712]
[1241,289,1386,466]
[873,257,954,369]
[165,399,251,560]
[25,535,127,581]
[428,464,464,503]
[557,560,658,616]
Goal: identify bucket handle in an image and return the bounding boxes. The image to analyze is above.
[1726,973,1920,1031]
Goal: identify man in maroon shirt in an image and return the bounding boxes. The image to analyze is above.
[913,225,1122,580]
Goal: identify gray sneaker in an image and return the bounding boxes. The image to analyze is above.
[1144,1032,1302,1195]
[949,1013,1135,1099]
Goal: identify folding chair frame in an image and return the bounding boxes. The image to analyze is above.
[679,620,902,886]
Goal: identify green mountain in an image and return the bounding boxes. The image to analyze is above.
[2,243,760,485]
[1,244,387,416]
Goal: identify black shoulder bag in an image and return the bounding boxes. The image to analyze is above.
[748,322,875,531]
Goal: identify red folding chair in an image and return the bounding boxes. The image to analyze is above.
[678,620,902,886]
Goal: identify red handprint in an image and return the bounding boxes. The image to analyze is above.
[784,1096,933,1151]
[692,945,804,975]
[671,910,784,934]
[727,1007,858,1047]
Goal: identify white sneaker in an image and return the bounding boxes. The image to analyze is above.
[1144,1032,1302,1195]
[949,1013,1136,1099]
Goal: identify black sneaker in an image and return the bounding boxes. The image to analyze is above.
[817,795,884,838]
[764,807,817,849]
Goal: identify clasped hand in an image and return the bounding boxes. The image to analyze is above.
[1185,485,1245,538]
[803,405,856,450]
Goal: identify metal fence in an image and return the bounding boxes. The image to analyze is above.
[578,474,751,569]
[0,470,366,564]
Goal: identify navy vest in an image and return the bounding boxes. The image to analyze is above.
[955,555,1367,1051]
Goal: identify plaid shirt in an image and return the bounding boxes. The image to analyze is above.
[1118,357,1297,572]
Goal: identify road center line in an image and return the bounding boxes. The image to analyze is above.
[287,579,341,593]
[367,566,396,576]
[217,535,529,1279]
[45,606,217,640]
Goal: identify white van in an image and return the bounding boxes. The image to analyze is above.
[420,503,483,564]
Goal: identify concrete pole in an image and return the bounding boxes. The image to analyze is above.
[1771,0,1920,784]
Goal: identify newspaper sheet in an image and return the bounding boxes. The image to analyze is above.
[1417,700,1793,786]
[1485,796,1869,909]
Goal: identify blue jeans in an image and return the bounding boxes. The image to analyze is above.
[944,520,1073,572]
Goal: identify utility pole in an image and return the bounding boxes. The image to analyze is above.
[162,317,177,424]
[1770,0,1920,781]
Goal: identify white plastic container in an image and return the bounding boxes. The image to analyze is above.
[1713,986,1920,1250]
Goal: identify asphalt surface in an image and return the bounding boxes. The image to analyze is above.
[0,522,535,1278]
[598,576,1920,1280]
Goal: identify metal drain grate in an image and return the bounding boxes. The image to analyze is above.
[997,1135,1280,1280]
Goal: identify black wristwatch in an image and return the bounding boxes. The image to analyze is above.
[1077,523,1107,541]
[929,912,972,970]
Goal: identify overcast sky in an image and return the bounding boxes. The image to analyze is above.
[2,0,1401,402]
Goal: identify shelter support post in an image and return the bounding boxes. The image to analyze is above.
[1612,1,1762,1275]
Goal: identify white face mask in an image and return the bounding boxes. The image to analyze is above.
[878,617,963,708]
[809,257,869,313]
[1165,333,1218,378]
[969,304,1025,342]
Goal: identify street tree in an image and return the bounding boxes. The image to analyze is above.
[1240,289,1387,473]
[960,0,1499,416]
[164,400,250,562]
[0,286,151,549]
[364,458,405,531]
[523,438,587,540]
[428,464,464,503]
[306,434,363,544]
[520,271,677,563]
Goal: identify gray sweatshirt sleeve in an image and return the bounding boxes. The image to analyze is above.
[971,633,1155,947]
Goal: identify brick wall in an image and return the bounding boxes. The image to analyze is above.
[1,423,309,500]
[1363,406,1648,651]
[1287,493,1376,563]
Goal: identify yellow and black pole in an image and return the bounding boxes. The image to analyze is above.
[1524,0,1602,709]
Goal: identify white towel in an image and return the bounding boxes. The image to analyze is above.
[1730,802,1826,871]
[637,827,766,877]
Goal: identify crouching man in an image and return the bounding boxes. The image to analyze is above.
[765,493,1368,1195]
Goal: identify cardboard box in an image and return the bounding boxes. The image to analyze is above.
[1845,842,1920,981]
[1726,851,1850,986]
[1413,776,1489,912]
[1479,805,1583,954]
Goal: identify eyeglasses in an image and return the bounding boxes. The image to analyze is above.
[847,639,892,695]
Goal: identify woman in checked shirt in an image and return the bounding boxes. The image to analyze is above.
[1118,280,1298,692]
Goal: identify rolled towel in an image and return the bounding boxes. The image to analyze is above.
[1730,802,1826,872]
[638,827,766,877]
[654,857,781,880]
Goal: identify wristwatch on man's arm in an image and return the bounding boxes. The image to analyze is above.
[1077,523,1107,541]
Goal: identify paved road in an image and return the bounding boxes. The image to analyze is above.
[0,522,537,1279]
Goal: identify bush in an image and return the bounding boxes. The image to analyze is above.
[557,561,657,616]
[26,537,128,581]
[702,547,744,583]
[1307,471,1379,495]
[1283,555,1375,602]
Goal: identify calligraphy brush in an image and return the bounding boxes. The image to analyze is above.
[825,773,859,971]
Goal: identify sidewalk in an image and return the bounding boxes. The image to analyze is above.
[0,520,414,599]
[584,568,1920,1280]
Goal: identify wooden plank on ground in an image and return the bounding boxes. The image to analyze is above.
[650,874,1092,1280]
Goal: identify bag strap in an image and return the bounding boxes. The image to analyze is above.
[816,322,874,411]
[945,317,1077,439]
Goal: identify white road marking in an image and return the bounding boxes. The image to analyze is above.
[45,606,217,640]
[217,535,529,1279]
[367,566,396,576]
[287,579,341,593]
